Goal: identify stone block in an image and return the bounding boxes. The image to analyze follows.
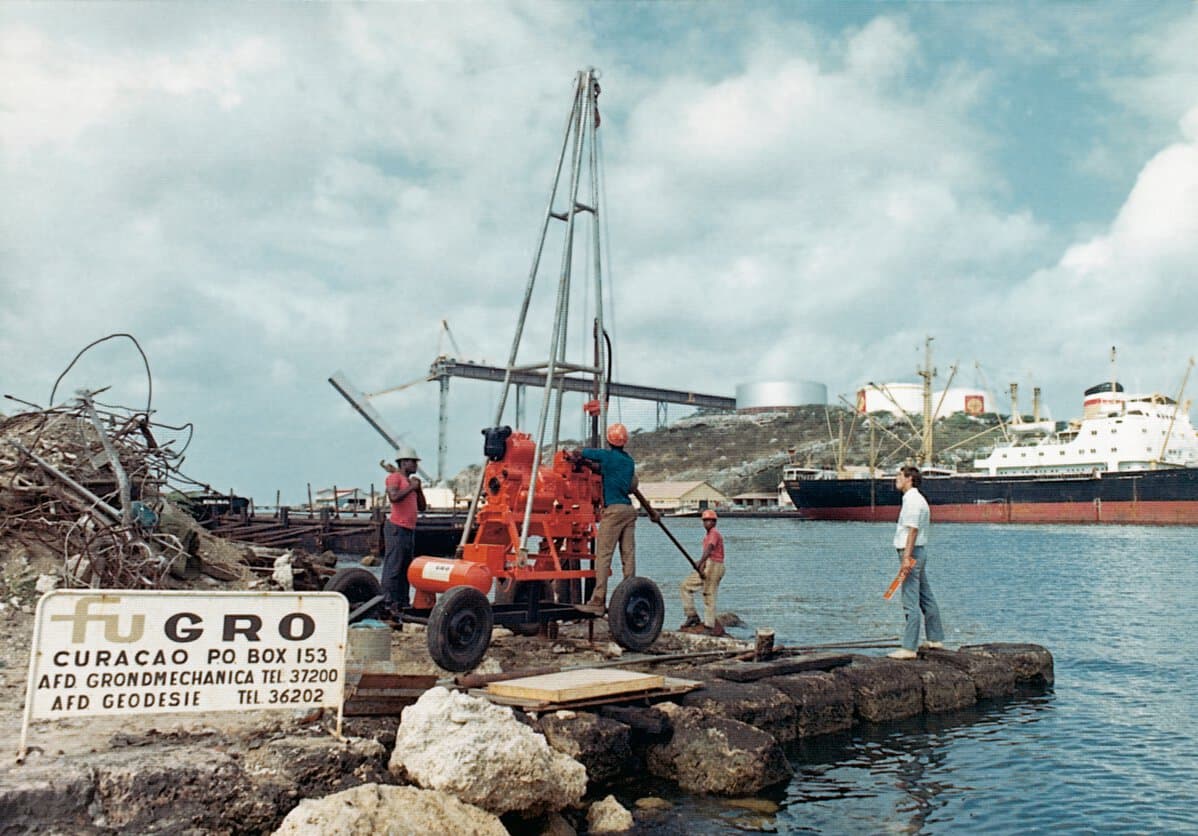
[763,670,854,738]
[932,649,1016,700]
[678,679,798,744]
[833,657,923,723]
[535,711,632,787]
[912,661,977,713]
[0,761,95,834]
[959,643,1054,688]
[646,703,792,796]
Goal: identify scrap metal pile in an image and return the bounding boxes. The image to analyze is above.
[2,334,348,593]
[0,391,205,589]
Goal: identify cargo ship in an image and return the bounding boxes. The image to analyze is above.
[784,364,1198,525]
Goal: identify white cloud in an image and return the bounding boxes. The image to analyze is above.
[1,3,1194,499]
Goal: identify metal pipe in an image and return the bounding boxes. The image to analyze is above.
[79,391,133,525]
[520,70,591,555]
[437,375,449,484]
[459,71,585,548]
[3,438,122,523]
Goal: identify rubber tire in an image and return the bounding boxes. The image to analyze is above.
[428,586,494,672]
[324,568,384,620]
[608,576,664,652]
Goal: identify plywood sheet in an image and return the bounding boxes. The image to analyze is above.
[475,676,701,711]
[487,668,665,702]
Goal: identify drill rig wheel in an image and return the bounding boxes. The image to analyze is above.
[324,568,385,622]
[608,576,664,652]
[428,586,494,672]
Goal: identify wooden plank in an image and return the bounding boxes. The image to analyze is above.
[708,652,853,682]
[487,668,665,702]
[476,676,700,712]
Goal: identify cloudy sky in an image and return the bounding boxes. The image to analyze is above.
[2,2,1196,502]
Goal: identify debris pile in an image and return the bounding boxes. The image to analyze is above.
[0,393,212,590]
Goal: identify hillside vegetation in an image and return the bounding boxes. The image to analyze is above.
[628,406,1009,496]
[449,406,1012,499]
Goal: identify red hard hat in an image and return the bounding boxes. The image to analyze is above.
[701,509,718,521]
[606,423,629,447]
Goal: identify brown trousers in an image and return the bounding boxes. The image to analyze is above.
[680,561,725,628]
[590,503,638,604]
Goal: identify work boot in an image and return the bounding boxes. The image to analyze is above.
[679,614,701,630]
[887,648,917,660]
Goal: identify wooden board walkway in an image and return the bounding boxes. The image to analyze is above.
[487,668,665,703]
[478,674,700,712]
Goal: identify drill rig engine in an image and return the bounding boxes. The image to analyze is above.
[407,427,603,602]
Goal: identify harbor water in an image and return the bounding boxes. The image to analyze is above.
[629,518,1198,834]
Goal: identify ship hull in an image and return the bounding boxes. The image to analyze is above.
[784,468,1198,525]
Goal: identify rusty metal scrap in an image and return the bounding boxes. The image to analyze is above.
[0,393,199,589]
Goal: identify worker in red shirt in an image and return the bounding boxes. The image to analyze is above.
[679,509,725,634]
[382,445,426,614]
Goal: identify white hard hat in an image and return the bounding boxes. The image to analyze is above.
[394,445,421,462]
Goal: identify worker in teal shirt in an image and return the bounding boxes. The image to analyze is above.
[572,423,656,614]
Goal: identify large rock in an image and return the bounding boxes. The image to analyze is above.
[390,687,586,816]
[763,671,854,738]
[534,710,632,787]
[677,678,797,744]
[932,649,1016,700]
[273,783,506,835]
[646,703,792,796]
[834,657,923,723]
[0,761,95,834]
[246,736,390,796]
[587,794,634,833]
[0,735,390,835]
[911,661,977,713]
[959,643,1054,688]
[88,746,278,833]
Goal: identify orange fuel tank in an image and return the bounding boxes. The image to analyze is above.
[408,556,493,595]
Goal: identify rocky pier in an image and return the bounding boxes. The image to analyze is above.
[0,637,1052,834]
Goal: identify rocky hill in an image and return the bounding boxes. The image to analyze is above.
[451,406,1011,499]
[628,406,1009,496]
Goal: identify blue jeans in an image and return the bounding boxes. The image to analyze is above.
[899,546,944,651]
[383,522,416,608]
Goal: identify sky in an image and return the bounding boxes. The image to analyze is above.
[2,2,1197,503]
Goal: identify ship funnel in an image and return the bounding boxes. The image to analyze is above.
[1033,387,1041,422]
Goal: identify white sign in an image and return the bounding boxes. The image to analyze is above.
[23,591,348,729]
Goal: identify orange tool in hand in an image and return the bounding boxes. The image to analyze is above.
[883,564,911,600]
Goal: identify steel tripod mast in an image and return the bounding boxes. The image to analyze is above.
[459,69,608,560]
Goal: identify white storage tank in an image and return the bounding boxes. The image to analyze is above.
[856,383,923,416]
[857,383,986,418]
[934,388,987,417]
[736,381,827,412]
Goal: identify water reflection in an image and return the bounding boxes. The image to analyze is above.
[782,696,1055,834]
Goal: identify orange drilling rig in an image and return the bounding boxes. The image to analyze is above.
[326,69,664,671]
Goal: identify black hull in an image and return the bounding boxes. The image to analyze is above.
[784,468,1198,524]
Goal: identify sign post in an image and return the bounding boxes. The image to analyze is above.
[20,590,348,761]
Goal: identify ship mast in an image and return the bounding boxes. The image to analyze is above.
[919,336,936,467]
[1157,357,1195,466]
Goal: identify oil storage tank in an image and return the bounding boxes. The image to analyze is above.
[856,383,923,416]
[736,381,827,413]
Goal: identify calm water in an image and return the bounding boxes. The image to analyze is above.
[624,518,1198,834]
